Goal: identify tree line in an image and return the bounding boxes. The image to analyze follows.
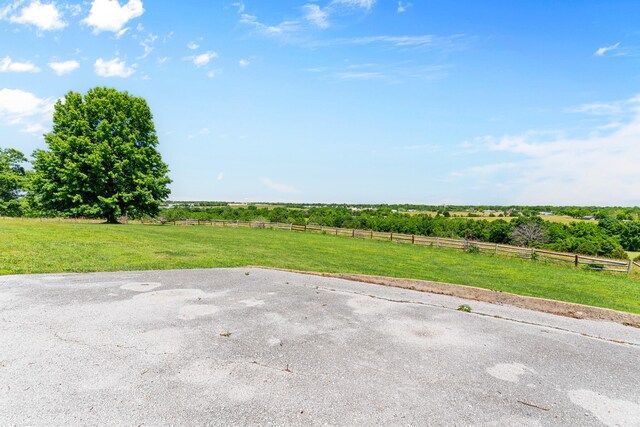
[160,205,636,260]
[163,201,640,221]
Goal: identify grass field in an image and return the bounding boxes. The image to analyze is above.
[1,218,639,314]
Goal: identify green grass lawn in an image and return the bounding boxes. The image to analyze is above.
[1,218,639,314]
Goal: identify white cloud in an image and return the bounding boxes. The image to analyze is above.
[319,63,448,83]
[207,70,221,78]
[303,4,329,29]
[66,3,82,17]
[22,122,47,134]
[260,177,298,194]
[186,51,218,67]
[331,0,376,10]
[397,1,412,13]
[83,0,144,33]
[239,13,299,36]
[468,95,640,205]
[0,56,40,73]
[311,34,465,51]
[237,0,377,37]
[8,0,66,31]
[48,60,80,75]
[595,42,620,56]
[231,2,244,13]
[217,172,224,181]
[0,88,53,134]
[571,101,624,116]
[138,32,157,58]
[115,27,128,38]
[239,59,250,67]
[0,88,45,115]
[0,2,17,19]
[187,41,199,50]
[94,57,135,77]
[352,35,435,46]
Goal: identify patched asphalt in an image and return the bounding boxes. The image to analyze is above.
[1,268,639,426]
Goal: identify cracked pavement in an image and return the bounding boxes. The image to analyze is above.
[1,267,639,426]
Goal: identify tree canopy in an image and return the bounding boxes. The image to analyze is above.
[0,148,28,216]
[31,87,171,223]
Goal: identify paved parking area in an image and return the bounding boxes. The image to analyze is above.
[1,268,639,426]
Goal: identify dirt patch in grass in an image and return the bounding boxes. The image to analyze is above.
[259,267,640,328]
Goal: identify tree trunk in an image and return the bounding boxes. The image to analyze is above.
[106,213,119,224]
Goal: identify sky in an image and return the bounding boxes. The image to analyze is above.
[1,0,640,205]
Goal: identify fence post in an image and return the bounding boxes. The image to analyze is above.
[575,255,579,267]
[464,238,468,251]
[304,224,307,232]
[390,232,393,241]
[436,237,440,247]
[412,234,415,244]
[371,230,373,239]
[289,223,292,231]
[628,259,633,277]
[352,229,355,238]
[495,244,498,255]
[335,228,338,235]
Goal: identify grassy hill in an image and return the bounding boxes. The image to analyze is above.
[1,218,639,314]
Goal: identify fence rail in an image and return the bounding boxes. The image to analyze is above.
[143,218,637,277]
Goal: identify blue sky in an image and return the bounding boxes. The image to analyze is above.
[1,0,639,205]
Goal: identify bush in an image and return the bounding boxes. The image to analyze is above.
[465,243,480,254]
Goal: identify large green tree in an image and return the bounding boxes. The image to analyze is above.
[31,87,171,223]
[0,148,28,216]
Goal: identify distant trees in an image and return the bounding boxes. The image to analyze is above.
[599,217,640,252]
[31,87,171,223]
[488,219,513,244]
[549,231,627,260]
[0,148,28,216]
[620,222,640,251]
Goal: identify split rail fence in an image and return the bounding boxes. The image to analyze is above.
[142,218,639,277]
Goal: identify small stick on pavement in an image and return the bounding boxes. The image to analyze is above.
[517,400,550,411]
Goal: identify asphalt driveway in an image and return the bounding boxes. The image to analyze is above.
[1,268,639,426]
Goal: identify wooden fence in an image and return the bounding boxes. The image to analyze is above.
[143,218,638,277]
